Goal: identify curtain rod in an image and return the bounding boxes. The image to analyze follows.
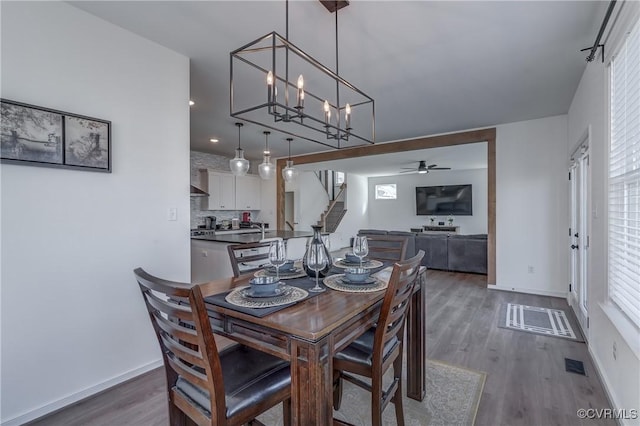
[581,0,617,63]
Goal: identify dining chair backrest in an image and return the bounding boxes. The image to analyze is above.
[373,250,424,364]
[361,234,409,262]
[134,268,227,424]
[227,241,273,278]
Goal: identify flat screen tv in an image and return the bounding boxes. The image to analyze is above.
[416,184,473,216]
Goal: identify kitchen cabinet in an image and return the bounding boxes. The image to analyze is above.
[235,175,261,210]
[200,170,235,210]
[200,169,261,211]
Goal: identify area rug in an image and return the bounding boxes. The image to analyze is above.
[498,303,585,342]
[256,359,486,425]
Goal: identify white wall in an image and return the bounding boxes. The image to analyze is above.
[495,115,569,297]
[294,171,329,232]
[0,2,190,424]
[567,4,640,423]
[367,168,488,234]
[332,173,369,249]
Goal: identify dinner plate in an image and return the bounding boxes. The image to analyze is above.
[341,258,369,265]
[241,285,291,299]
[340,277,376,286]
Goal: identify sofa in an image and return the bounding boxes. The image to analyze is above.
[358,229,487,275]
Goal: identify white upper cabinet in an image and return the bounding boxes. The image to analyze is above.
[200,170,261,211]
[235,175,261,210]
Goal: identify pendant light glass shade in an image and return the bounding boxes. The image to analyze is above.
[258,131,275,180]
[258,155,275,180]
[282,160,299,182]
[282,137,298,182]
[230,122,250,176]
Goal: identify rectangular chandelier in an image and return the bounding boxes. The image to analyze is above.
[230,30,375,150]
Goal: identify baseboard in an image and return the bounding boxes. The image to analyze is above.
[588,346,627,426]
[1,359,163,426]
[490,284,567,298]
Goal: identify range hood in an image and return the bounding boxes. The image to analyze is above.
[190,184,209,197]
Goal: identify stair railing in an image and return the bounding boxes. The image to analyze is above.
[322,182,347,232]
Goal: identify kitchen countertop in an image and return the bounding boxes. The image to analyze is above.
[191,230,314,244]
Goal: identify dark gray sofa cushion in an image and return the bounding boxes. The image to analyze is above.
[447,235,488,274]
[415,234,448,270]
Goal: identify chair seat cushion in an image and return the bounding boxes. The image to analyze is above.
[176,345,290,419]
[334,328,398,368]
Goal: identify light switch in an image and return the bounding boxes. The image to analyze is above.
[168,207,178,221]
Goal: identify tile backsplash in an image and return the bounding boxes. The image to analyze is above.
[190,150,260,229]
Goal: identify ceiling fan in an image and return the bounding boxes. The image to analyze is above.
[400,160,451,174]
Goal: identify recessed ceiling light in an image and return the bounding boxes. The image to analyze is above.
[210,138,219,143]
[189,100,195,106]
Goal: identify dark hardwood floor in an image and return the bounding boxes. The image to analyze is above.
[29,270,613,426]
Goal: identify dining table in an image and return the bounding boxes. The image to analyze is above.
[198,261,427,425]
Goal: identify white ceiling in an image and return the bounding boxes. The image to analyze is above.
[69,0,605,168]
[297,141,488,177]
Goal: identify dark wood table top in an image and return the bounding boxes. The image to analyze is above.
[199,274,386,341]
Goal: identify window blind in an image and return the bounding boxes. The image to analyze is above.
[609,17,640,328]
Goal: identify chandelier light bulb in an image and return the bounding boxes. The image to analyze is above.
[266,71,274,86]
[345,103,351,129]
[297,75,304,89]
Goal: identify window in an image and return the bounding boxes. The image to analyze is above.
[375,184,397,200]
[335,172,345,185]
[608,18,640,328]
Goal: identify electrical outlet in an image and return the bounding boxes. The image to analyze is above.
[613,341,617,360]
[528,265,534,274]
[168,207,178,221]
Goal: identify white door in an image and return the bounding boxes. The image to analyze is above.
[569,143,589,336]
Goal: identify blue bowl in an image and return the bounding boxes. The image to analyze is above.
[345,253,363,263]
[268,260,295,273]
[344,267,370,282]
[250,276,280,295]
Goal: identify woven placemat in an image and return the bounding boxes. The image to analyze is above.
[333,259,384,270]
[225,285,309,308]
[324,274,387,293]
[254,268,308,280]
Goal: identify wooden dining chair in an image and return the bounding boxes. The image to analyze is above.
[134,268,291,426]
[361,234,409,262]
[332,250,425,426]
[226,241,274,278]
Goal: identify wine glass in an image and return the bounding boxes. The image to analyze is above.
[353,236,369,268]
[306,241,327,293]
[268,240,286,281]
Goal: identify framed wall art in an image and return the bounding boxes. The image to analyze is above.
[1,99,111,172]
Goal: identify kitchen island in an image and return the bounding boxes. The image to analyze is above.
[191,230,313,244]
[191,230,313,283]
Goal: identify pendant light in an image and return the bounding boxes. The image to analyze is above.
[282,137,298,182]
[258,131,275,180]
[229,122,250,176]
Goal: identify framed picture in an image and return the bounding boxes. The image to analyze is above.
[1,99,111,172]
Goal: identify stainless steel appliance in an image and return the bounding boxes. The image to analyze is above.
[205,216,217,229]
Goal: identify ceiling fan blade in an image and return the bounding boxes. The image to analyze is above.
[427,164,438,168]
[400,167,415,170]
[399,170,416,173]
[429,167,451,170]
